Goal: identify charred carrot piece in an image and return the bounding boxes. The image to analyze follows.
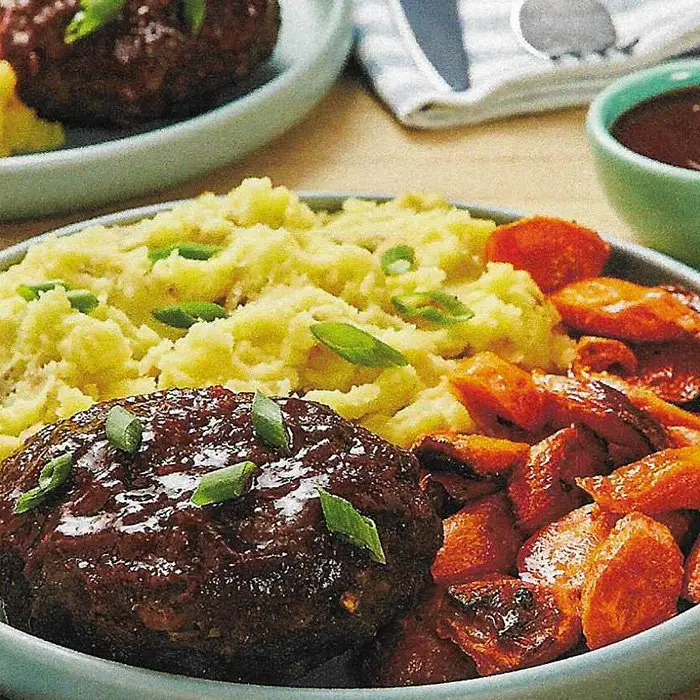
[551,278,700,343]
[451,352,551,434]
[629,341,700,404]
[533,373,667,460]
[508,425,608,536]
[517,504,620,598]
[431,493,522,586]
[577,446,700,514]
[580,513,683,650]
[485,216,610,293]
[569,336,638,379]
[436,575,581,675]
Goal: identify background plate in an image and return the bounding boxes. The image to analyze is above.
[0,194,699,699]
[0,0,353,221]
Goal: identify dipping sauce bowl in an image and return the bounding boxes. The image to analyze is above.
[586,59,700,268]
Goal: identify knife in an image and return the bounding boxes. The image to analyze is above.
[389,0,470,92]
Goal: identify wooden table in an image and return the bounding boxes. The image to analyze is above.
[1,67,699,700]
[0,67,635,246]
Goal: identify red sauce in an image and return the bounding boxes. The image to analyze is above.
[611,86,700,171]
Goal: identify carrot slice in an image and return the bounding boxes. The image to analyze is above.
[533,373,667,460]
[629,341,700,404]
[551,278,700,343]
[437,575,581,675]
[485,216,610,293]
[431,493,522,586]
[451,352,550,434]
[421,471,500,517]
[682,535,700,604]
[367,587,478,687]
[508,425,608,535]
[577,446,700,514]
[667,426,700,448]
[414,431,529,478]
[517,504,620,598]
[570,336,638,378]
[580,513,683,650]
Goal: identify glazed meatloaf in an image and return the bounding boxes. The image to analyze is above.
[0,0,280,125]
[0,387,441,684]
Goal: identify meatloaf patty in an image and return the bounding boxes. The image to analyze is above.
[0,387,441,684]
[0,0,280,125]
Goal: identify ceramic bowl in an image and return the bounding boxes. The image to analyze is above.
[586,58,700,268]
[1,195,700,700]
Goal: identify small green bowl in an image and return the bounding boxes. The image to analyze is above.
[586,58,700,268]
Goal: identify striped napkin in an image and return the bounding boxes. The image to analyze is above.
[353,0,700,128]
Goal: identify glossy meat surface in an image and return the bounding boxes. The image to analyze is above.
[0,0,279,124]
[0,387,441,684]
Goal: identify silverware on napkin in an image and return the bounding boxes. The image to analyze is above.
[389,0,470,91]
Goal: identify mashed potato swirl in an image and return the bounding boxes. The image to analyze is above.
[0,178,573,459]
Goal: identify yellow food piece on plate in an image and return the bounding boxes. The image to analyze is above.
[0,178,574,461]
[0,60,64,157]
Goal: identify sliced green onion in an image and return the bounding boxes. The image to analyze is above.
[14,453,73,515]
[381,246,415,276]
[17,281,98,314]
[105,406,142,455]
[392,291,474,326]
[310,322,408,368]
[182,0,206,33]
[152,301,229,329]
[317,488,386,564]
[191,461,258,507]
[17,280,69,301]
[66,290,99,314]
[64,0,126,43]
[252,391,290,454]
[148,242,222,262]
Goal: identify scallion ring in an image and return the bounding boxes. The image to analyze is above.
[317,487,386,564]
[190,461,258,507]
[252,391,290,454]
[152,301,229,329]
[391,290,474,326]
[380,245,415,276]
[310,322,408,368]
[105,406,143,455]
[13,453,74,515]
[148,242,223,262]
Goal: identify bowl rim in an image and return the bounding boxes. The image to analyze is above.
[0,192,699,699]
[586,56,700,182]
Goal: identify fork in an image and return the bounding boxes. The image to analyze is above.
[511,0,638,61]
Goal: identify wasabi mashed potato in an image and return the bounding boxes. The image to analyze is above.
[0,178,573,460]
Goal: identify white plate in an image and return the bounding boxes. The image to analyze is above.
[0,0,352,221]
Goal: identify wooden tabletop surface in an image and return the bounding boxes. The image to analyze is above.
[1,66,699,700]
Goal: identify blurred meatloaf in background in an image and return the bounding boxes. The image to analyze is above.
[0,0,280,125]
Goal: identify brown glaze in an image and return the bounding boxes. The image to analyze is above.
[0,386,441,684]
[611,87,700,171]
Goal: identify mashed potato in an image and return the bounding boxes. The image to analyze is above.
[0,178,573,459]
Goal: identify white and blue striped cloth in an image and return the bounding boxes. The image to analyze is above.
[353,0,700,128]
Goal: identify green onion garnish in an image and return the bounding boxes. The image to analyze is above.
[17,280,69,301]
[317,488,386,564]
[152,301,229,329]
[310,322,409,368]
[148,242,222,262]
[391,291,474,326]
[190,461,258,507]
[64,0,126,43]
[18,281,98,314]
[66,290,99,314]
[105,406,143,455]
[252,391,290,454]
[13,453,73,515]
[182,0,206,33]
[381,246,415,276]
